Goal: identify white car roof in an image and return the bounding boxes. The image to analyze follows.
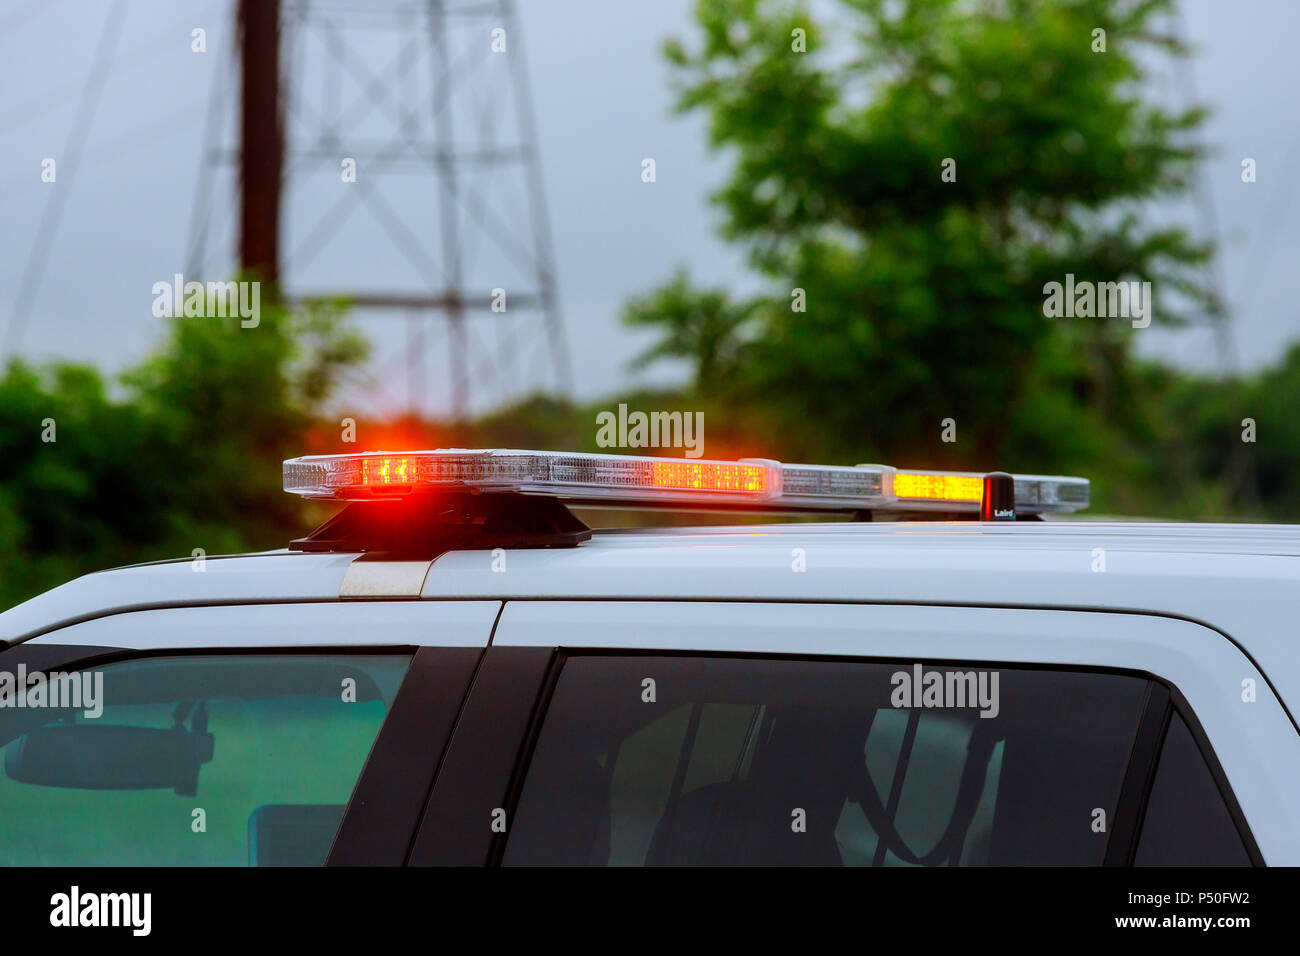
[4,520,1299,710]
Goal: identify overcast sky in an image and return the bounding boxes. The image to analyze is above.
[2,0,1298,418]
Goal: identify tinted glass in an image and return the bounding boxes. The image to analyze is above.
[503,656,1148,866]
[1134,711,1252,866]
[0,653,409,865]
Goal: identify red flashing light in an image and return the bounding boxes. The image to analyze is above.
[361,456,414,486]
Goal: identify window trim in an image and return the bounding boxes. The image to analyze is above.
[1105,677,1263,867]
[407,645,554,866]
[486,647,565,867]
[327,645,483,866]
[1148,686,1262,866]
[1105,680,1172,866]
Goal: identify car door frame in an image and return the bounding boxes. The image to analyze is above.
[438,600,1291,865]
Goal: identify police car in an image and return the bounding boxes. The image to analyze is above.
[0,448,1292,867]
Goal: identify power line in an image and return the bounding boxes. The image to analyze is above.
[0,0,223,130]
[0,103,202,192]
[3,0,131,358]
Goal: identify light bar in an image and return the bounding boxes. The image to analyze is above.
[282,449,1088,515]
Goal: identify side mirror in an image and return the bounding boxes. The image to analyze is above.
[5,724,215,796]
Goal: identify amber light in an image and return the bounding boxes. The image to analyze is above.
[651,461,767,493]
[894,472,984,502]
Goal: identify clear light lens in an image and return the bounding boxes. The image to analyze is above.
[775,463,892,509]
[1013,475,1090,511]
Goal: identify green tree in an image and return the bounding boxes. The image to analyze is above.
[624,268,760,389]
[0,294,366,610]
[628,0,1216,475]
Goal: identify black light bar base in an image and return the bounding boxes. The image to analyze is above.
[289,491,593,556]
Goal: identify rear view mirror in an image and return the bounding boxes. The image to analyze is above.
[4,724,215,796]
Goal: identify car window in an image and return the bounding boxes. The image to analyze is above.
[502,655,1148,866]
[1134,710,1252,866]
[0,653,409,865]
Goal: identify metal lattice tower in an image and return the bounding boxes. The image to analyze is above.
[187,0,572,419]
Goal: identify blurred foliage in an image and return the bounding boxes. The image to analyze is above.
[624,0,1255,503]
[0,293,367,610]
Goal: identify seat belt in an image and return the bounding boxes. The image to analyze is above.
[850,721,998,866]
